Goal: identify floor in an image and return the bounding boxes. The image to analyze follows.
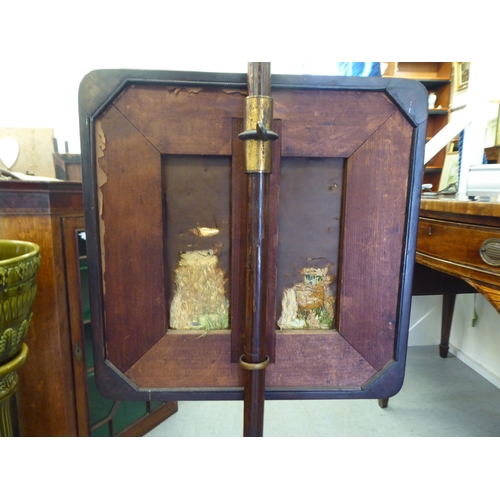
[145,345,500,437]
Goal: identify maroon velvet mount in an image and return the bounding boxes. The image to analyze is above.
[78,70,427,401]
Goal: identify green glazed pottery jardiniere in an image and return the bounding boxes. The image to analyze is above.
[0,240,40,365]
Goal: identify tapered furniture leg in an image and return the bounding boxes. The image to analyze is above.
[378,398,389,409]
[440,294,456,358]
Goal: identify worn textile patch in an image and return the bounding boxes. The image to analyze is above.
[169,249,229,331]
[278,266,335,330]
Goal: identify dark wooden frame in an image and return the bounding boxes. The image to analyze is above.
[62,216,178,436]
[79,70,427,402]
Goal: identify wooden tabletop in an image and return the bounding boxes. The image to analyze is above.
[420,196,500,218]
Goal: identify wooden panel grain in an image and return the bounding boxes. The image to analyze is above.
[273,90,396,157]
[113,86,397,160]
[417,219,500,273]
[231,119,281,362]
[338,110,413,371]
[420,198,500,221]
[416,250,500,299]
[276,157,344,324]
[230,119,249,361]
[416,198,500,314]
[466,282,500,314]
[417,249,500,313]
[126,332,241,388]
[61,216,90,436]
[96,106,166,373]
[0,213,78,436]
[83,75,424,398]
[124,330,376,390]
[267,332,376,388]
[162,154,231,316]
[0,180,83,215]
[113,85,245,155]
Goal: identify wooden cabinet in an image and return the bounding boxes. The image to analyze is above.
[411,198,500,359]
[385,62,452,191]
[53,153,83,182]
[0,180,176,436]
[486,146,500,163]
[416,197,500,314]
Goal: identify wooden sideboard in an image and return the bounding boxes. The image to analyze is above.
[414,196,500,356]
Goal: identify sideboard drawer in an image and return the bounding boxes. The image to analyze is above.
[417,218,500,273]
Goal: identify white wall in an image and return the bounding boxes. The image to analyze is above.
[450,295,500,387]
[408,296,442,347]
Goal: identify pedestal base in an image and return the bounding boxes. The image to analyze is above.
[0,344,28,437]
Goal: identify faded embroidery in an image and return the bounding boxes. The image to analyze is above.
[169,249,229,331]
[277,266,335,330]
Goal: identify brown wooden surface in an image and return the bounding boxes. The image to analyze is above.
[338,111,413,371]
[390,62,452,80]
[163,153,231,322]
[231,119,281,362]
[230,119,250,361]
[418,218,500,274]
[117,401,178,437]
[61,216,90,435]
[486,146,500,164]
[0,180,83,436]
[0,180,83,214]
[96,106,166,373]
[420,197,500,219]
[53,153,82,181]
[416,197,500,314]
[440,294,456,358]
[241,62,273,436]
[273,90,396,158]
[245,173,269,362]
[385,62,452,190]
[276,156,343,320]
[114,86,244,155]
[112,85,397,158]
[125,330,377,389]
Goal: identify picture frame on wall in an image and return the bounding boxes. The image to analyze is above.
[455,62,470,91]
[448,136,459,153]
[439,152,460,191]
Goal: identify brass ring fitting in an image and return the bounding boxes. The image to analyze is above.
[239,355,270,371]
[0,343,29,378]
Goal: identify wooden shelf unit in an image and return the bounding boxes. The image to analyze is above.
[385,62,452,191]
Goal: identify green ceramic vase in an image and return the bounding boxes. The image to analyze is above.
[0,240,40,365]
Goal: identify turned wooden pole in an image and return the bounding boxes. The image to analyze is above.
[240,62,273,437]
